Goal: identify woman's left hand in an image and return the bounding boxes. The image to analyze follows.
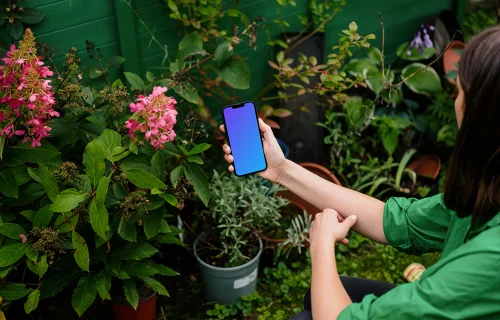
[310,208,357,258]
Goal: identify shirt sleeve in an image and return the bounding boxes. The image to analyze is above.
[337,243,500,320]
[383,194,451,255]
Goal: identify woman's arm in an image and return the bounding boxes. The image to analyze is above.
[221,119,387,244]
[278,160,387,244]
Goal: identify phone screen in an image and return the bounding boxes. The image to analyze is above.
[222,102,267,176]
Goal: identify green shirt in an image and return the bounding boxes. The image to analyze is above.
[338,194,500,320]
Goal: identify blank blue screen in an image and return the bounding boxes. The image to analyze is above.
[224,103,266,175]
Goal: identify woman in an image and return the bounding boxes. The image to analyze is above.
[220,26,500,319]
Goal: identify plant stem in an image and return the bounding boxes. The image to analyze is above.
[183,54,214,73]
[379,13,385,82]
[97,59,110,86]
[285,8,339,54]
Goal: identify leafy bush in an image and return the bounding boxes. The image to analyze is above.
[0,28,212,317]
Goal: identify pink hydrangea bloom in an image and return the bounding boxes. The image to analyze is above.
[19,234,27,243]
[125,86,177,150]
[0,29,58,148]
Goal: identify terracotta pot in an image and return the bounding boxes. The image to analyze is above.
[407,154,441,180]
[443,40,465,84]
[277,163,341,218]
[111,292,156,320]
[261,201,308,244]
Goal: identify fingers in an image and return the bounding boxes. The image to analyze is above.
[222,144,231,155]
[228,165,234,172]
[340,238,349,246]
[219,124,225,133]
[258,118,275,141]
[341,215,358,230]
[224,153,234,163]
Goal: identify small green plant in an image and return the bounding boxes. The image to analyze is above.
[463,8,497,42]
[203,171,290,267]
[0,0,45,40]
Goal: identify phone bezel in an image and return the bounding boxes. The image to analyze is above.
[221,101,268,177]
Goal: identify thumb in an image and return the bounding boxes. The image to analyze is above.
[258,118,275,141]
[341,215,358,231]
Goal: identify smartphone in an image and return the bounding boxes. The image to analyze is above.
[222,101,267,176]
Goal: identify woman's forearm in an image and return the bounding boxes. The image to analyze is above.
[311,248,351,320]
[277,160,388,244]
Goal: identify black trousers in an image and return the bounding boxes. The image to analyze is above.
[289,276,396,320]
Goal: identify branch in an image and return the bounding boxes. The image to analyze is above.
[379,13,385,81]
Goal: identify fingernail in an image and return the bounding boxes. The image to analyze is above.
[352,215,357,221]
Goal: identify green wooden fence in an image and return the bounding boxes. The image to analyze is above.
[2,0,466,103]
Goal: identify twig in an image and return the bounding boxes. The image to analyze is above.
[286,8,339,53]
[182,54,214,73]
[379,13,385,81]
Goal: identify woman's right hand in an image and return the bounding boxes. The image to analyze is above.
[220,118,288,184]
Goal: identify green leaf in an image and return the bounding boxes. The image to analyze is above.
[19,8,45,24]
[189,143,211,155]
[179,32,203,50]
[107,56,126,70]
[151,152,165,180]
[0,223,26,239]
[20,210,35,222]
[381,128,398,156]
[184,164,210,206]
[28,255,48,278]
[38,163,59,202]
[111,147,129,162]
[11,141,60,164]
[8,20,23,39]
[11,166,31,186]
[118,217,137,242]
[72,231,90,272]
[96,176,110,203]
[124,72,146,90]
[129,140,138,155]
[50,189,87,212]
[168,59,184,75]
[143,208,164,239]
[0,284,32,300]
[167,0,178,11]
[362,65,383,94]
[170,165,183,187]
[367,47,383,65]
[121,261,158,278]
[272,108,292,118]
[40,270,80,299]
[83,140,106,186]
[214,41,232,67]
[123,279,139,310]
[109,243,158,261]
[89,67,104,79]
[96,270,111,300]
[72,276,97,317]
[160,220,171,233]
[160,193,178,207]
[0,169,18,198]
[402,63,442,96]
[33,205,53,227]
[142,277,169,296]
[154,264,179,276]
[349,21,358,33]
[53,213,79,233]
[276,51,285,63]
[186,155,203,164]
[177,46,206,60]
[217,58,250,90]
[0,135,6,160]
[345,58,373,76]
[125,168,167,189]
[173,82,199,104]
[397,42,436,61]
[89,199,109,240]
[225,8,240,17]
[99,129,122,161]
[24,289,40,315]
[27,168,41,182]
[0,243,27,267]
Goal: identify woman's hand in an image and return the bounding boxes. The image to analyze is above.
[309,208,357,258]
[220,118,288,183]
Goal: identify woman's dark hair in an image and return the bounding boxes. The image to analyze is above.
[444,26,500,222]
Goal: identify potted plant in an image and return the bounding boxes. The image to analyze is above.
[0,29,214,319]
[193,171,302,304]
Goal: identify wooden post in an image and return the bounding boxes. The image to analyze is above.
[114,0,141,75]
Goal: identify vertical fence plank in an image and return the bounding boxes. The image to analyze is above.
[114,0,141,75]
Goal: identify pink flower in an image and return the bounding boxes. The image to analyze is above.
[125,86,177,150]
[0,29,58,148]
[19,234,27,243]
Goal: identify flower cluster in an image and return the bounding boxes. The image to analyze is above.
[125,86,177,150]
[0,29,59,148]
[408,24,435,56]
